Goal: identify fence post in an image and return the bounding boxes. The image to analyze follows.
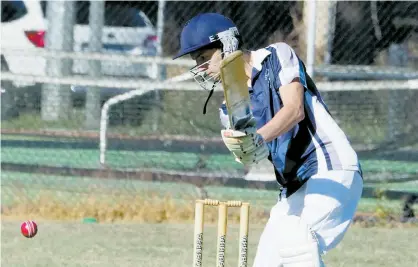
[386,43,409,141]
[306,0,317,78]
[85,0,104,129]
[41,1,75,121]
[324,1,337,65]
[152,0,166,132]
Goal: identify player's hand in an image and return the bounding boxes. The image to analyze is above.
[233,145,270,165]
[221,127,269,165]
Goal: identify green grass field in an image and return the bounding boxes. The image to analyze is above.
[3,146,418,176]
[2,220,417,267]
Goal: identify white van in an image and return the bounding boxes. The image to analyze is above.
[1,0,158,80]
[1,0,159,118]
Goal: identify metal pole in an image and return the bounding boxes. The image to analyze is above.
[41,1,75,121]
[324,1,336,65]
[152,0,166,131]
[306,0,317,78]
[387,43,409,141]
[156,0,165,61]
[85,0,104,129]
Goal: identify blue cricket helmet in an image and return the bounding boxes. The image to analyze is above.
[173,13,239,59]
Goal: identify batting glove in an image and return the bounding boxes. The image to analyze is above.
[221,127,270,166]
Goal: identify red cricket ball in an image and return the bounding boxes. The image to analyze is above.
[21,220,38,238]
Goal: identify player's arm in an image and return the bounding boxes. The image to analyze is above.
[257,43,306,142]
[257,79,305,142]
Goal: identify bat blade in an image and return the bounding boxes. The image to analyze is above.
[220,51,254,130]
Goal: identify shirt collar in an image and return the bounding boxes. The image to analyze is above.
[250,47,271,83]
[251,48,271,72]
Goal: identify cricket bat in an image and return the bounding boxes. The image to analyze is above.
[220,50,254,130]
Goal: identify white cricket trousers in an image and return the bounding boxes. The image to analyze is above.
[253,170,363,266]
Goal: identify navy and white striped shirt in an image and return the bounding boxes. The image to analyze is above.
[220,43,361,190]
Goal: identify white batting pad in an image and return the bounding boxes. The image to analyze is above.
[252,215,323,267]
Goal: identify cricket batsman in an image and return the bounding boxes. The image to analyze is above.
[173,13,363,267]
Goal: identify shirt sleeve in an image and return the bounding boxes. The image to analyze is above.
[219,102,230,129]
[269,42,307,88]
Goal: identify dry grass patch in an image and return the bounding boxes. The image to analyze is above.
[2,189,269,224]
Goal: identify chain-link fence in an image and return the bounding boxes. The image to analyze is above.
[1,1,418,224]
